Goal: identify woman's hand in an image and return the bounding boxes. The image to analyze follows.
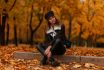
[44,45,52,58]
[47,51,51,58]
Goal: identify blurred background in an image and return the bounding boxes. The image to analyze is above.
[0,0,104,47]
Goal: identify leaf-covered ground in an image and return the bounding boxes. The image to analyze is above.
[66,46,104,57]
[0,44,104,70]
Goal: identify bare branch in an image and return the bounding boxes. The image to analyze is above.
[9,0,16,11]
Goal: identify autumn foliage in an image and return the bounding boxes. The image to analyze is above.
[0,0,104,47]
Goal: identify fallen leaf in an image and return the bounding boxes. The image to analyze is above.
[73,64,82,68]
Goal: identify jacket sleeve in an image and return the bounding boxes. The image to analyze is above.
[61,24,67,41]
[61,24,72,48]
[44,33,53,46]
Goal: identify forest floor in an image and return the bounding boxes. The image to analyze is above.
[0,44,104,70]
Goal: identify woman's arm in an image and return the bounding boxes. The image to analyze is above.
[44,33,52,58]
[61,24,72,48]
[44,33,53,46]
[61,24,67,40]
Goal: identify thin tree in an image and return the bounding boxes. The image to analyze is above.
[29,5,43,45]
[13,16,18,46]
[0,9,7,45]
[6,23,9,45]
[0,0,16,45]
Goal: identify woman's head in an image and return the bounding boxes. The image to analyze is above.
[45,11,59,27]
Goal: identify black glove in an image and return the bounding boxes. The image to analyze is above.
[64,40,71,48]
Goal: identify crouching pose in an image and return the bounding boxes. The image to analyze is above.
[36,11,71,67]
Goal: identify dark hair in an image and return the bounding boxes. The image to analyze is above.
[45,11,60,28]
[45,11,54,20]
[47,17,60,28]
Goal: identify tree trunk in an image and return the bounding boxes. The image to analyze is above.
[0,10,7,45]
[29,5,43,45]
[6,23,9,45]
[0,0,17,45]
[78,24,83,46]
[13,17,17,46]
[26,24,29,44]
[29,5,33,45]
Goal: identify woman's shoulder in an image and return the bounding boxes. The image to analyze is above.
[59,23,65,28]
[45,26,53,34]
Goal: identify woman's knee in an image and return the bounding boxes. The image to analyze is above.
[53,38,61,45]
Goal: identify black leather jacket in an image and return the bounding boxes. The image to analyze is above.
[44,24,67,46]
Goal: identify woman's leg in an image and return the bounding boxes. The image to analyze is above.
[36,43,46,56]
[36,43,60,66]
[36,43,48,65]
[51,38,66,55]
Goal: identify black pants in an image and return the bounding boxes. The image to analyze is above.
[36,38,66,58]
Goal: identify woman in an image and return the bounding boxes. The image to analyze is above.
[36,11,71,67]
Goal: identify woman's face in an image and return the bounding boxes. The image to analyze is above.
[48,16,56,25]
